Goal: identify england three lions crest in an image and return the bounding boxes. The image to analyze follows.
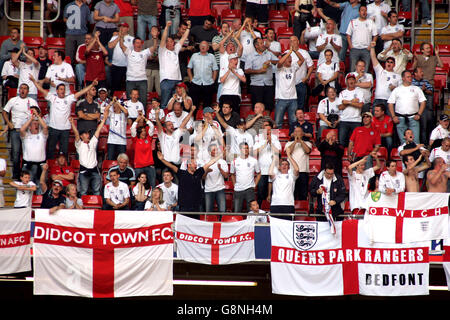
[293,222,318,251]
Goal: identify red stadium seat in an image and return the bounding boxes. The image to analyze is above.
[46,37,65,49]
[81,195,103,209]
[220,9,241,25]
[268,10,289,34]
[200,214,220,221]
[211,0,232,18]
[32,195,43,208]
[23,36,43,48]
[294,200,309,214]
[221,215,244,222]
[102,160,118,174]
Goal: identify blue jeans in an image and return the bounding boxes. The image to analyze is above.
[137,14,157,41]
[339,33,349,62]
[10,130,22,179]
[135,166,156,189]
[339,121,360,148]
[349,48,370,72]
[78,171,102,196]
[164,8,180,35]
[204,189,226,213]
[275,99,297,129]
[160,79,178,109]
[295,82,307,111]
[396,116,420,144]
[75,63,86,89]
[402,0,430,20]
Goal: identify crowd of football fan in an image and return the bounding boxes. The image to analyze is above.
[0,0,448,221]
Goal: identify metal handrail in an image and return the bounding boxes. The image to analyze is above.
[3,0,62,39]
[395,0,450,47]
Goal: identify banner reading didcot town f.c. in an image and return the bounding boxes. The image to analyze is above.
[33,209,174,298]
[175,215,255,265]
[0,208,32,275]
[270,218,430,296]
[364,192,449,243]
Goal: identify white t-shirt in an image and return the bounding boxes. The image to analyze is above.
[225,126,254,155]
[303,26,322,52]
[429,146,450,165]
[348,167,374,210]
[379,170,405,194]
[240,30,261,62]
[380,23,405,50]
[275,63,299,100]
[3,96,37,128]
[317,61,340,88]
[17,61,39,95]
[144,199,168,210]
[337,88,364,122]
[346,18,378,49]
[0,158,6,191]
[316,32,342,65]
[165,111,193,130]
[158,128,183,164]
[220,67,244,97]
[290,49,313,85]
[159,43,182,82]
[75,135,99,169]
[124,99,145,119]
[22,130,47,162]
[317,97,341,127]
[107,111,128,145]
[125,47,152,81]
[254,134,282,175]
[430,125,450,142]
[230,156,260,192]
[387,84,427,115]
[109,34,134,67]
[367,2,391,33]
[132,184,152,198]
[373,64,401,100]
[46,93,76,130]
[285,140,312,173]
[348,71,373,103]
[13,181,36,207]
[104,181,130,205]
[271,169,298,206]
[45,61,75,94]
[204,159,228,193]
[156,182,178,207]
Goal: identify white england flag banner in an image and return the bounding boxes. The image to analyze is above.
[270,218,429,296]
[0,208,32,274]
[364,192,449,243]
[33,209,174,298]
[175,215,255,265]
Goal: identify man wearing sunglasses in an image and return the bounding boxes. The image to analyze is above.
[40,179,66,214]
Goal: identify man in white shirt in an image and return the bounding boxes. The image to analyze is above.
[31,75,98,159]
[159,20,191,109]
[367,0,390,37]
[123,88,145,125]
[285,126,312,201]
[379,10,404,51]
[230,142,261,213]
[108,21,134,93]
[379,160,405,195]
[274,47,305,129]
[203,144,228,213]
[253,121,281,206]
[106,97,129,160]
[2,83,38,180]
[43,50,75,95]
[165,101,194,131]
[347,59,373,113]
[387,70,426,144]
[12,43,40,101]
[218,53,246,112]
[156,169,178,210]
[20,107,48,190]
[268,147,299,220]
[429,137,450,167]
[70,101,109,196]
[103,168,131,210]
[119,33,158,107]
[347,154,381,215]
[315,19,342,66]
[429,114,450,150]
[346,5,378,72]
[369,42,400,111]
[289,36,314,111]
[337,73,364,147]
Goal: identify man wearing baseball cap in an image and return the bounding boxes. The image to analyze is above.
[40,178,66,214]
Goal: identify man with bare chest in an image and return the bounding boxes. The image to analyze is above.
[403,154,430,192]
[426,157,450,192]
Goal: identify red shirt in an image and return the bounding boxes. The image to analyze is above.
[133,135,154,169]
[115,0,133,17]
[350,125,381,157]
[372,115,393,136]
[188,0,211,16]
[85,49,106,81]
[49,165,74,186]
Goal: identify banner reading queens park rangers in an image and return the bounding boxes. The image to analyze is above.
[33,209,174,298]
[270,218,430,297]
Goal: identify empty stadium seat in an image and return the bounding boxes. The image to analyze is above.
[221,215,244,222]
[211,0,232,18]
[46,37,65,49]
[268,10,289,34]
[200,214,220,222]
[81,195,103,209]
[23,36,43,48]
[221,9,241,25]
[32,195,43,208]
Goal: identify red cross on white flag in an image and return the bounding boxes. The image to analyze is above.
[33,209,174,298]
